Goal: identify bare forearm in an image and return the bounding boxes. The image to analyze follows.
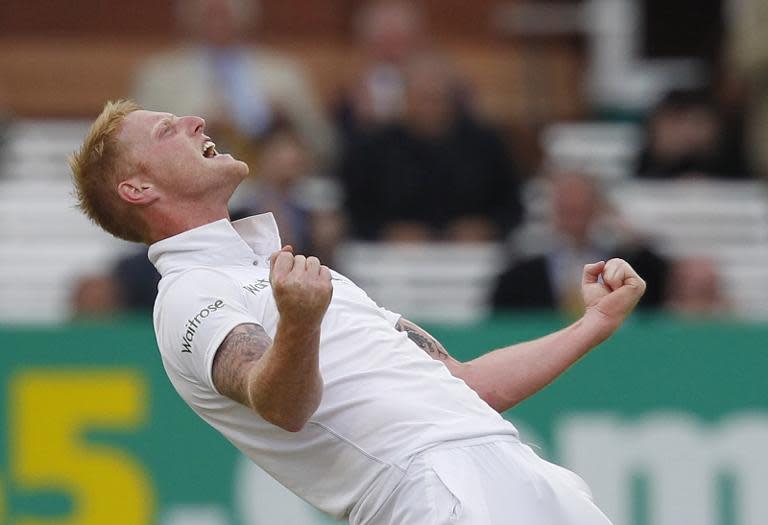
[397,259,645,413]
[395,316,613,412]
[248,320,323,431]
[462,314,613,412]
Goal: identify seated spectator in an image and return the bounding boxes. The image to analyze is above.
[491,172,668,315]
[636,89,750,179]
[133,0,335,166]
[665,257,730,317]
[70,274,121,320]
[230,126,344,265]
[335,0,430,141]
[0,83,12,174]
[69,251,161,317]
[340,53,523,242]
[726,0,768,179]
[111,249,161,313]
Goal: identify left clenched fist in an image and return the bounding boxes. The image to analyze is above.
[581,258,646,330]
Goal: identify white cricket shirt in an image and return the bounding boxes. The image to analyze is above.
[150,213,518,521]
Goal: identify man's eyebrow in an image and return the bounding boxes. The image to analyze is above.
[151,115,175,139]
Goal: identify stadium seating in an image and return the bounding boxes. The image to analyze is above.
[2,121,767,323]
[610,180,768,319]
[542,122,643,180]
[336,242,503,323]
[0,120,131,322]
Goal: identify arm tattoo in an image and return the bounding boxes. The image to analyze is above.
[395,318,452,362]
[212,323,272,406]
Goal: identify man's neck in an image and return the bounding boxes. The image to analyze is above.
[146,202,231,244]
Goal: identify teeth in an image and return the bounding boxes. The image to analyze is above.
[202,140,217,158]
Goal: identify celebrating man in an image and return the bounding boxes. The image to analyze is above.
[70,100,645,524]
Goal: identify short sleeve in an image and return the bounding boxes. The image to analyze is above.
[379,306,402,326]
[155,268,261,393]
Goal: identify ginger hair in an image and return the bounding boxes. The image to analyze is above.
[70,99,148,243]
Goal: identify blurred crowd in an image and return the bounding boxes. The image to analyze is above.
[60,0,765,321]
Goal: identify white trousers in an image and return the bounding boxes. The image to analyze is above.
[358,437,613,525]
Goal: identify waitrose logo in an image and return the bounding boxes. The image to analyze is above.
[181,300,225,353]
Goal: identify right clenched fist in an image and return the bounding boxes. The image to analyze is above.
[269,245,333,327]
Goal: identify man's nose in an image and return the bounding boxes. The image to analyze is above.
[182,116,206,135]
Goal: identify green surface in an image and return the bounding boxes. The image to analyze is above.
[0,314,765,524]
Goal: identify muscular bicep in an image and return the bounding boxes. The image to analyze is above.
[212,323,272,406]
[395,318,463,371]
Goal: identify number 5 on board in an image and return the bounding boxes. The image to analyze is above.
[11,371,154,524]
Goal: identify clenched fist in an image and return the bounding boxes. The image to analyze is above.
[269,245,333,328]
[582,258,646,332]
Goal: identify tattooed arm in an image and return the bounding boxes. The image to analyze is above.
[211,248,332,432]
[396,313,617,413]
[212,320,324,432]
[212,323,271,407]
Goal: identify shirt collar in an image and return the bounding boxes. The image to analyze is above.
[148,212,282,276]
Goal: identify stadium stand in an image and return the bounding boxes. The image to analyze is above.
[336,241,503,323]
[2,120,767,324]
[541,122,768,320]
[610,180,768,319]
[0,121,131,323]
[336,119,768,323]
[541,122,643,180]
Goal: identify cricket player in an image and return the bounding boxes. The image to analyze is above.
[71,100,646,524]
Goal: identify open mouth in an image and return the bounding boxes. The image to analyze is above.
[202,140,218,158]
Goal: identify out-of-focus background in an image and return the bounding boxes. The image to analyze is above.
[1,0,766,523]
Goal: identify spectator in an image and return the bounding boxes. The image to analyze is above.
[726,0,768,179]
[636,89,749,179]
[112,249,161,313]
[230,126,344,265]
[340,53,523,242]
[133,0,335,166]
[70,250,161,317]
[665,257,730,317]
[70,274,121,320]
[335,0,430,141]
[492,172,668,315]
[0,83,13,174]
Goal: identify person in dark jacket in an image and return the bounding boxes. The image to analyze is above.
[492,172,668,313]
[340,53,524,242]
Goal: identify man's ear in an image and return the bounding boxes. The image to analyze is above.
[117,178,159,206]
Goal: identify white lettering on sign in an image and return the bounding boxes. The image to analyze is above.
[558,413,768,525]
